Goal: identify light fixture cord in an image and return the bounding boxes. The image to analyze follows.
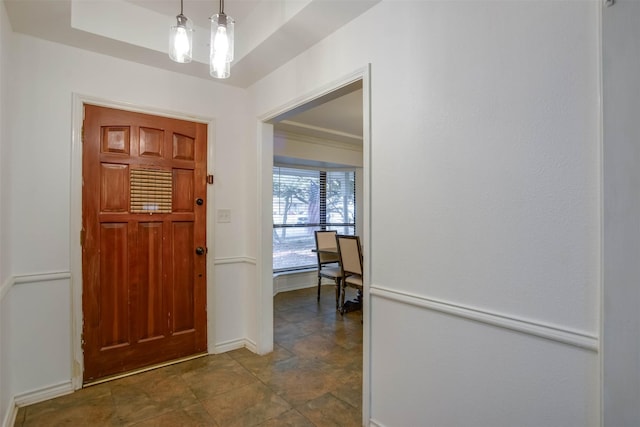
[220,0,224,14]
[180,0,184,15]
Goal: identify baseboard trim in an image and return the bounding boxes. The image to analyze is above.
[273,282,316,295]
[213,338,257,354]
[1,397,17,427]
[214,256,256,265]
[370,285,598,352]
[273,270,317,295]
[13,380,74,407]
[244,339,258,353]
[369,419,385,427]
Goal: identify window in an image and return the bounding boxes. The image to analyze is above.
[273,166,356,272]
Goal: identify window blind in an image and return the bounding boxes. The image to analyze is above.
[273,166,356,272]
[130,168,173,213]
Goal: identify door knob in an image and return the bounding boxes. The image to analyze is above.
[196,198,204,206]
[195,247,206,255]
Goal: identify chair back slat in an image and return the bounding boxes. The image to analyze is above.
[316,231,337,250]
[315,230,338,265]
[337,235,362,276]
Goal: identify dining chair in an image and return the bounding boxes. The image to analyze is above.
[314,230,342,309]
[336,234,363,315]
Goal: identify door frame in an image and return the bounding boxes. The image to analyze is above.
[255,64,372,421]
[69,94,216,389]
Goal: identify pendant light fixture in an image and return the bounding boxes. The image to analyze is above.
[210,0,234,79]
[169,0,193,63]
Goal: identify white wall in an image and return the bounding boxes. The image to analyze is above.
[0,1,12,424]
[602,0,640,425]
[0,0,8,285]
[2,29,255,403]
[9,277,71,401]
[249,1,601,425]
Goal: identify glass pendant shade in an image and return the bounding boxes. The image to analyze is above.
[210,59,231,79]
[209,12,234,78]
[169,14,193,63]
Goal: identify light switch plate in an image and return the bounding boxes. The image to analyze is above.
[217,209,231,223]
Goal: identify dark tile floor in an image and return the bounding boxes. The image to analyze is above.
[14,286,363,426]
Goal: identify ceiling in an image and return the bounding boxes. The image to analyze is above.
[126,0,263,31]
[3,0,366,146]
[274,80,363,146]
[3,0,379,88]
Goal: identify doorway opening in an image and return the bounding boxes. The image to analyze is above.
[70,95,217,389]
[272,81,363,276]
[256,66,371,420]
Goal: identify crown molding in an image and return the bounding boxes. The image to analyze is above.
[279,120,363,142]
[275,129,363,152]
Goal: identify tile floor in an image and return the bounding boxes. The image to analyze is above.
[14,286,363,426]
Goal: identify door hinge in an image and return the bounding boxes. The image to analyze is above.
[80,229,85,247]
[81,126,84,143]
[207,174,214,185]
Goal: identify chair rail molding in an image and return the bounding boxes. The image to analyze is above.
[0,276,12,302]
[1,271,72,301]
[13,271,71,285]
[370,285,598,352]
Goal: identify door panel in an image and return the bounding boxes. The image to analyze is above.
[99,223,130,349]
[172,222,195,333]
[173,169,195,212]
[139,127,164,157]
[82,104,207,382]
[101,126,130,155]
[136,222,164,341]
[100,164,128,212]
[173,133,195,160]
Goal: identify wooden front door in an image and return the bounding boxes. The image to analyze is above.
[82,105,208,383]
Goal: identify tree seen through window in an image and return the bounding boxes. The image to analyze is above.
[273,166,355,271]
